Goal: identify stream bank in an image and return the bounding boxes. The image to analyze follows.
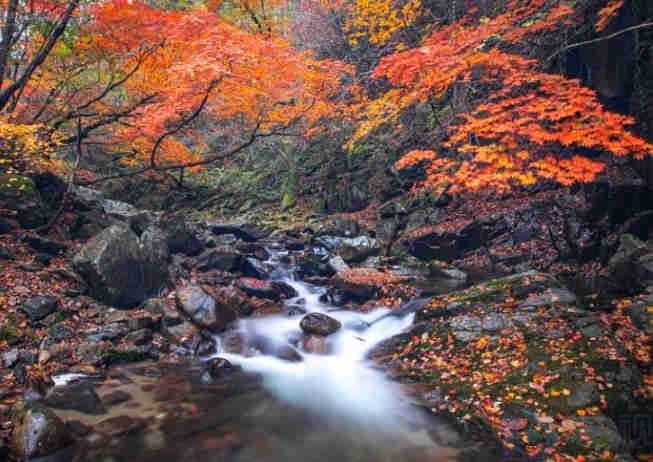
[0,184,651,461]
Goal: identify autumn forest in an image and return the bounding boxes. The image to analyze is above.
[1,0,653,461]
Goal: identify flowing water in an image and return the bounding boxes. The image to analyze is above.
[54,247,462,462]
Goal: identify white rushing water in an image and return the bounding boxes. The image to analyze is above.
[212,248,426,435]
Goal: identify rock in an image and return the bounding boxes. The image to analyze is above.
[23,234,67,255]
[210,286,254,317]
[209,222,269,242]
[379,200,408,218]
[578,415,624,452]
[139,225,170,291]
[401,218,493,261]
[162,321,198,351]
[428,265,468,282]
[235,278,296,301]
[71,185,105,209]
[2,349,19,368]
[580,323,605,338]
[301,335,330,354]
[94,415,147,437]
[196,247,243,272]
[143,298,183,328]
[22,296,58,321]
[125,328,154,346]
[328,256,350,273]
[0,216,17,234]
[316,235,380,263]
[101,390,132,407]
[10,400,73,459]
[0,245,14,259]
[48,323,74,342]
[449,315,483,342]
[568,381,599,409]
[176,285,236,331]
[480,313,512,332]
[159,213,204,256]
[297,249,334,279]
[201,357,238,383]
[520,288,577,308]
[235,242,270,260]
[300,312,342,336]
[608,234,653,290]
[241,257,269,279]
[73,225,168,307]
[44,381,106,415]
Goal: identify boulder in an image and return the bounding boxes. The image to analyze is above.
[201,358,238,383]
[316,235,380,263]
[176,285,236,331]
[300,313,342,336]
[235,242,270,260]
[608,234,653,290]
[196,246,242,272]
[209,286,255,317]
[140,225,170,290]
[159,213,204,256]
[22,296,58,322]
[10,401,73,459]
[235,278,296,301]
[241,257,269,279]
[209,222,269,242]
[44,381,106,415]
[73,225,168,307]
[301,335,330,354]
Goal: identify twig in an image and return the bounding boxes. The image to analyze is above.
[546,20,653,64]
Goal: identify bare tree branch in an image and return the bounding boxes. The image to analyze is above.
[546,20,653,64]
[0,0,81,111]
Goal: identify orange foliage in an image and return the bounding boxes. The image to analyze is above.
[356,0,653,193]
[596,0,624,31]
[83,0,351,169]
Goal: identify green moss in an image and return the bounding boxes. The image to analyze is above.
[0,324,21,345]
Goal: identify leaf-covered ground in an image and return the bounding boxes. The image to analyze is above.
[372,272,653,461]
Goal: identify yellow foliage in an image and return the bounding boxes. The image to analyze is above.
[346,0,421,45]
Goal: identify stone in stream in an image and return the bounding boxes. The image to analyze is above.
[300,335,331,354]
[10,400,73,459]
[235,278,297,301]
[175,285,236,331]
[200,357,239,384]
[44,381,106,415]
[299,312,342,336]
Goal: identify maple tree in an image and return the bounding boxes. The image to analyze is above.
[350,0,653,193]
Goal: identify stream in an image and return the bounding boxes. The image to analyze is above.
[52,246,463,462]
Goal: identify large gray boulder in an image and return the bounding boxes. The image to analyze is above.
[73,225,169,307]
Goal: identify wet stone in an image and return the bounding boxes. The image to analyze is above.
[44,381,106,415]
[94,415,148,437]
[299,312,342,336]
[101,390,133,407]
